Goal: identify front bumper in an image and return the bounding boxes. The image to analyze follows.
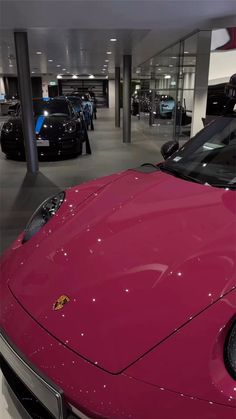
[0,330,90,419]
[0,136,81,157]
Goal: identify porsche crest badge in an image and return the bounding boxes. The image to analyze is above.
[53,295,70,311]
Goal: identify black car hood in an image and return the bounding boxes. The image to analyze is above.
[6,115,72,138]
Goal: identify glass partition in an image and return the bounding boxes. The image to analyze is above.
[133,32,198,146]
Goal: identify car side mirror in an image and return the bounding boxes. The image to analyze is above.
[161,140,179,160]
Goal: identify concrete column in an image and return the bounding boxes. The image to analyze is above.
[14,31,38,173]
[191,31,212,137]
[115,67,120,127]
[123,55,132,143]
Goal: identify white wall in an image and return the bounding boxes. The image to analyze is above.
[0,77,5,96]
[108,80,115,108]
[209,50,236,85]
[183,72,195,111]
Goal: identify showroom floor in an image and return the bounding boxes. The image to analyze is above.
[0,108,188,417]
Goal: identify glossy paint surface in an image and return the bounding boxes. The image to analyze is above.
[0,283,235,418]
[1,169,236,418]
[6,170,236,373]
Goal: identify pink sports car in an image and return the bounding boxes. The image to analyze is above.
[0,114,236,419]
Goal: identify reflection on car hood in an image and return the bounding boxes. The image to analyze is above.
[6,115,72,137]
[7,170,236,373]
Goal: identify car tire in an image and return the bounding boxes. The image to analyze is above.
[75,140,83,156]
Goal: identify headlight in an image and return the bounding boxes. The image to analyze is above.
[2,122,13,133]
[22,192,65,244]
[64,121,76,133]
[224,320,236,380]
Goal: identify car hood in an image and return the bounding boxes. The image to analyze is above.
[7,170,236,373]
[6,115,71,137]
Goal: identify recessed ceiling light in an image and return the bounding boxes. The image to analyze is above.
[169,64,173,67]
[110,38,117,42]
[158,68,162,71]
[184,51,189,54]
[48,59,53,62]
[66,71,70,74]
[171,56,177,59]
[56,64,61,67]
[105,59,109,62]
[104,64,108,67]
[62,68,66,71]
[9,64,13,67]
[106,51,112,55]
[164,75,171,79]
[31,71,35,74]
[36,51,42,55]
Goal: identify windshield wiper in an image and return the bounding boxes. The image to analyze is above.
[159,164,204,185]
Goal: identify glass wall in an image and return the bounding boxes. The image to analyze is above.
[132,32,199,145]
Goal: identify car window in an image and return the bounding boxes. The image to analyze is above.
[160,116,236,189]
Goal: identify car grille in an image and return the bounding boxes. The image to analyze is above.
[1,355,54,419]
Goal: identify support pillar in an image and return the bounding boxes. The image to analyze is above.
[123,55,132,143]
[115,67,120,127]
[191,31,212,137]
[14,31,38,173]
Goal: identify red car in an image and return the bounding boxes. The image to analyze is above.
[0,111,236,418]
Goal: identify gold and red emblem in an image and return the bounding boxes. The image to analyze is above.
[53,295,70,311]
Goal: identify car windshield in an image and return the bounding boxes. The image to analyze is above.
[67,97,82,112]
[33,99,70,117]
[159,116,236,190]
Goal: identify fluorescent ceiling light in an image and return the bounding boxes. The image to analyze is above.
[48,59,53,62]
[57,74,62,79]
[31,71,35,74]
[106,51,112,55]
[56,64,61,67]
[110,38,117,42]
[36,51,42,55]
[184,51,189,54]
[72,75,78,79]
[9,64,13,67]
[62,68,66,71]
[164,75,171,79]
[89,74,95,79]
[169,64,173,67]
[105,59,109,62]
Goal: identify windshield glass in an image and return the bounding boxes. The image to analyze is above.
[67,97,82,112]
[160,116,236,189]
[33,99,70,117]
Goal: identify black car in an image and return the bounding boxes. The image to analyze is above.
[1,97,86,159]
